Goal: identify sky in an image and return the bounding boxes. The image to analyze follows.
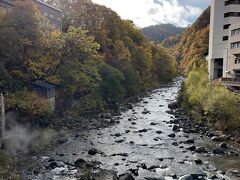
[91,0,211,28]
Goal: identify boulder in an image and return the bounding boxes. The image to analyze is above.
[187,145,196,151]
[194,159,203,165]
[88,148,98,156]
[195,147,205,153]
[74,158,86,168]
[211,136,221,142]
[219,143,227,149]
[168,133,176,138]
[138,129,148,133]
[156,131,162,134]
[212,147,225,155]
[119,173,135,180]
[184,139,195,144]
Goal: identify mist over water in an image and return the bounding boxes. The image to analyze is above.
[5,123,39,155]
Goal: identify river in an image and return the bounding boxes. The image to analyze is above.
[20,78,240,180]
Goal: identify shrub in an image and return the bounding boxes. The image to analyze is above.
[5,89,52,118]
[181,67,240,131]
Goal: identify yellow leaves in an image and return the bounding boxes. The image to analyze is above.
[6,90,51,117]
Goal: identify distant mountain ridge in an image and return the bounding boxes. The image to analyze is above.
[141,24,185,43]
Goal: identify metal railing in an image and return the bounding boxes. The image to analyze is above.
[221,77,240,84]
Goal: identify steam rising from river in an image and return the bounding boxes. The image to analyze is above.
[5,124,39,155]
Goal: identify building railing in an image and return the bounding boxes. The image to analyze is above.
[221,77,240,84]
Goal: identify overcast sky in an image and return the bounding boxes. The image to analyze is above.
[91,0,211,28]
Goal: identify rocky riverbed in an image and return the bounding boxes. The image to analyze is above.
[18,79,240,180]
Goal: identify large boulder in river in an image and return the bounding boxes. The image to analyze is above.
[74,158,86,167]
[212,147,225,155]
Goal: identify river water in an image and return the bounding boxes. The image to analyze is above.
[20,79,240,180]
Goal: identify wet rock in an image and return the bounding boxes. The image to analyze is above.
[141,163,147,169]
[211,136,221,142]
[115,139,125,143]
[88,148,98,156]
[206,132,215,138]
[168,102,179,109]
[138,129,148,133]
[194,159,203,165]
[172,125,180,132]
[74,158,86,168]
[125,130,130,133]
[111,153,128,157]
[119,173,135,180]
[114,133,122,137]
[47,161,58,169]
[127,104,133,109]
[195,147,205,153]
[150,122,157,126]
[212,147,225,155]
[56,138,68,144]
[148,165,160,171]
[179,174,206,180]
[219,143,227,149]
[144,177,164,180]
[99,113,112,119]
[187,145,196,151]
[228,151,239,156]
[184,139,195,144]
[129,169,139,176]
[129,141,135,144]
[168,133,176,138]
[142,109,150,114]
[209,175,218,179]
[172,142,178,146]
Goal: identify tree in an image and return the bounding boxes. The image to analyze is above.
[57,26,102,95]
[0,1,42,91]
[99,63,125,103]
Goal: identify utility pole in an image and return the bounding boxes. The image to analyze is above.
[0,93,5,139]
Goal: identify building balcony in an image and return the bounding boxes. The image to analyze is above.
[221,77,240,86]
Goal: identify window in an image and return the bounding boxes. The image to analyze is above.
[224,12,240,18]
[44,12,48,17]
[225,0,240,6]
[49,14,54,19]
[231,28,240,36]
[231,41,240,49]
[223,24,231,29]
[223,36,229,41]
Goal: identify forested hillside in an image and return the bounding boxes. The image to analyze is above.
[164,7,210,71]
[0,0,177,121]
[141,24,185,43]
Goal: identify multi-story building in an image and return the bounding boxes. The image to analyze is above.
[208,0,240,85]
[0,0,62,30]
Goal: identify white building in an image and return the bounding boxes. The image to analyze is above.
[208,0,240,81]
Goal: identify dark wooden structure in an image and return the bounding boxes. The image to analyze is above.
[32,81,56,110]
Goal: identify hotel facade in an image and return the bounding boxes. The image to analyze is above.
[0,0,62,30]
[208,0,240,82]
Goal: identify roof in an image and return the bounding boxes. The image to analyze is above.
[0,0,14,6]
[33,0,63,13]
[32,81,55,89]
